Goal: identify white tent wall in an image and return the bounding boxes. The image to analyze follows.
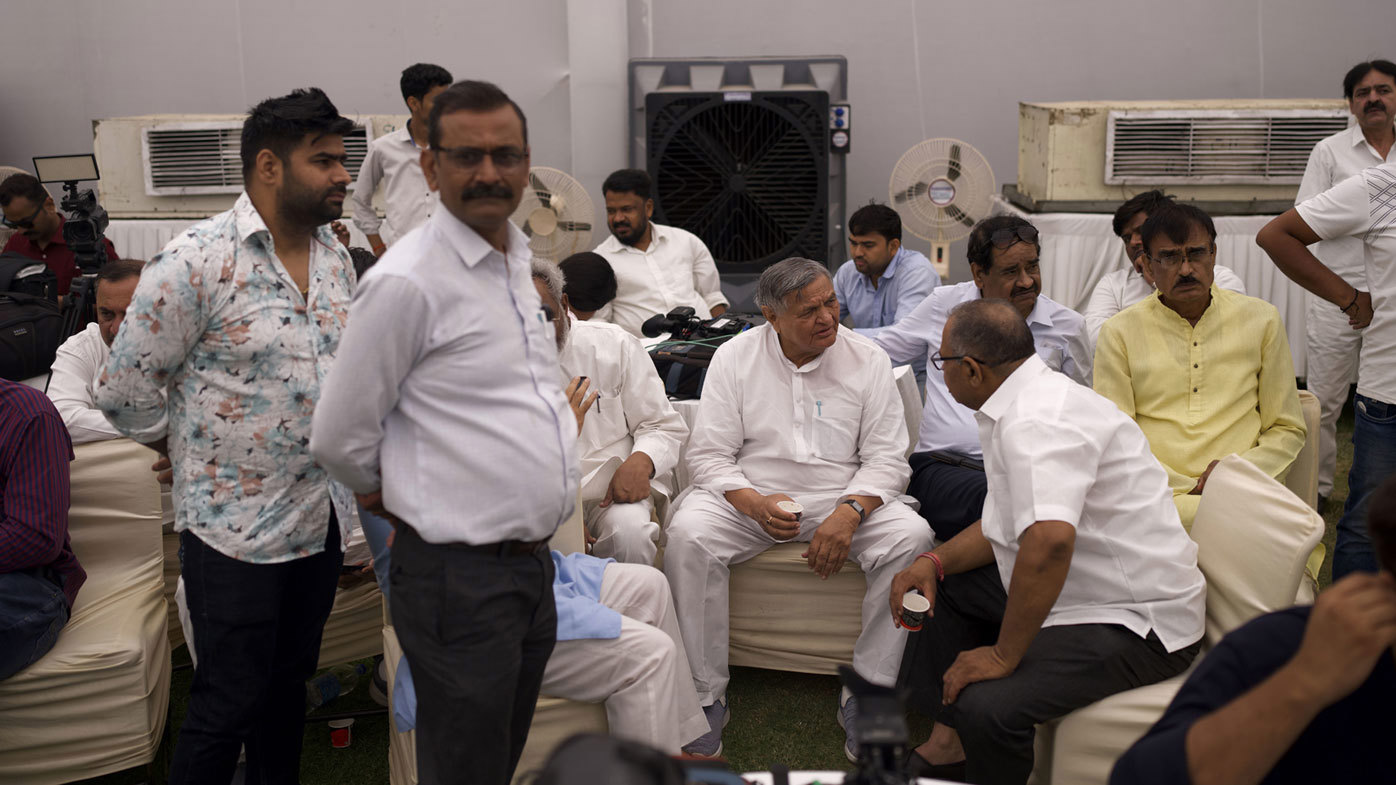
[2,0,1394,281]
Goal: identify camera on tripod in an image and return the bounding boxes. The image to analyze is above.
[34,154,111,340]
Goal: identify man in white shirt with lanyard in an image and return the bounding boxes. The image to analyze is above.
[593,168,728,336]
[312,81,578,785]
[874,215,1090,544]
[665,257,932,760]
[891,298,1205,784]
[350,63,453,256]
[1293,59,1396,510]
[1259,159,1396,581]
[532,257,689,565]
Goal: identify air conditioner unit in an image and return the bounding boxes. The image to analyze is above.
[1008,99,1350,214]
[629,56,848,307]
[94,114,408,218]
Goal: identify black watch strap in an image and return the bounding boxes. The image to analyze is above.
[841,498,867,523]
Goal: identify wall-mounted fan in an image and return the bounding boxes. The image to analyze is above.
[511,167,594,261]
[889,139,995,279]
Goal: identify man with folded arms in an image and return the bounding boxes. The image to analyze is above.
[665,257,932,759]
[874,215,1088,543]
[1097,203,1305,531]
[892,299,1205,785]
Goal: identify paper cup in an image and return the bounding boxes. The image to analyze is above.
[775,501,804,520]
[901,592,931,631]
[329,718,354,748]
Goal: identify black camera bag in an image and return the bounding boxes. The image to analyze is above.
[0,253,62,381]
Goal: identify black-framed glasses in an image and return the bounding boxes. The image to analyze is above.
[1148,246,1215,267]
[432,145,528,172]
[989,224,1039,250]
[930,351,981,371]
[1,201,44,230]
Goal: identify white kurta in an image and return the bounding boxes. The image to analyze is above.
[593,223,728,336]
[46,323,119,445]
[666,324,931,702]
[559,317,688,563]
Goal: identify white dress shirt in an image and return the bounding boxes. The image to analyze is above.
[594,223,728,336]
[873,280,1089,459]
[559,316,688,499]
[686,324,910,503]
[1297,162,1396,406]
[1083,264,1247,348]
[1296,123,1396,287]
[46,323,119,445]
[349,123,438,246]
[977,354,1206,653]
[311,210,579,544]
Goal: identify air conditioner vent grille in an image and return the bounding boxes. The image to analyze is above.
[142,123,369,196]
[1106,110,1350,185]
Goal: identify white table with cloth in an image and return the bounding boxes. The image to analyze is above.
[991,196,1308,378]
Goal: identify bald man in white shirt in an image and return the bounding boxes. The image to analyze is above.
[665,257,932,760]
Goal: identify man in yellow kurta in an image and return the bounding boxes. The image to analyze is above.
[1095,203,1306,529]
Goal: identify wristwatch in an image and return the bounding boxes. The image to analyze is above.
[840,498,867,523]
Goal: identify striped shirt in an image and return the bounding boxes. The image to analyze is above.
[0,379,83,607]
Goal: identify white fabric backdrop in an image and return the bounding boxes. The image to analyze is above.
[991,197,1308,378]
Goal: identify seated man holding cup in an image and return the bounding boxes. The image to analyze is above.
[891,299,1205,785]
[665,257,932,759]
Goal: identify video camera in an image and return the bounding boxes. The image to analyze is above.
[642,307,757,400]
[34,154,110,340]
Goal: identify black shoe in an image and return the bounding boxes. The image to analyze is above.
[905,750,967,782]
[1317,494,1330,514]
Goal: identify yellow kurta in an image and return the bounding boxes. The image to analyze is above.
[1094,286,1307,529]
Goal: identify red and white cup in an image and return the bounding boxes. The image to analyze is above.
[901,592,931,631]
[329,718,354,748]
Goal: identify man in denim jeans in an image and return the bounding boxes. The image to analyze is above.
[0,378,84,680]
[1260,160,1396,580]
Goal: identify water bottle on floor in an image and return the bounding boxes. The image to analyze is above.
[305,662,370,712]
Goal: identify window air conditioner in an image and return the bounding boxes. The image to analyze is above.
[94,114,408,218]
[1008,99,1349,214]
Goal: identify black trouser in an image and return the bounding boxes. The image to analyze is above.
[389,524,557,785]
[898,564,1200,785]
[908,452,988,541]
[0,566,69,680]
[171,514,343,785]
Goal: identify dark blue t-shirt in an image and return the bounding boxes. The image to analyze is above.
[1112,606,1396,784]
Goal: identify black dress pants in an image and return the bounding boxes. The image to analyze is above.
[898,564,1200,785]
[171,513,343,785]
[389,525,557,785]
[907,452,988,541]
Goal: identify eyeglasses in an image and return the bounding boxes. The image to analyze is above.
[989,224,1039,250]
[1148,246,1215,267]
[930,351,982,370]
[432,145,528,172]
[1,201,45,230]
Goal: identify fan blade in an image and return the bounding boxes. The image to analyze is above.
[554,222,593,232]
[947,144,963,182]
[945,205,975,229]
[530,171,553,209]
[892,181,930,204]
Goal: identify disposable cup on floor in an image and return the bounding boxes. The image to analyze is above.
[901,592,931,631]
[329,718,354,748]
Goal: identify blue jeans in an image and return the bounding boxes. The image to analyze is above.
[358,503,395,600]
[1333,393,1396,580]
[0,568,69,681]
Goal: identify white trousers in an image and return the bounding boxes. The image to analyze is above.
[1305,296,1363,496]
[540,563,708,752]
[584,497,659,565]
[665,488,932,705]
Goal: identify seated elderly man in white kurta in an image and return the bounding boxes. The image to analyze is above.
[666,256,932,760]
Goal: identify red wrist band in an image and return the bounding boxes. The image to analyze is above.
[916,551,945,582]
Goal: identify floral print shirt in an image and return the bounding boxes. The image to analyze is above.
[96,193,355,563]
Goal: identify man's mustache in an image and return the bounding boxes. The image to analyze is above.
[1366,102,1386,113]
[1010,285,1038,297]
[460,183,514,201]
[1176,276,1201,287]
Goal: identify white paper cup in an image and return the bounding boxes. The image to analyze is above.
[775,500,804,520]
[901,592,931,631]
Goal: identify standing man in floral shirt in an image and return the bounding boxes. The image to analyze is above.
[95,87,358,784]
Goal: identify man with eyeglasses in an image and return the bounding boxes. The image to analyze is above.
[1096,203,1305,531]
[874,215,1090,544]
[311,81,578,785]
[1,173,119,297]
[592,168,728,337]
